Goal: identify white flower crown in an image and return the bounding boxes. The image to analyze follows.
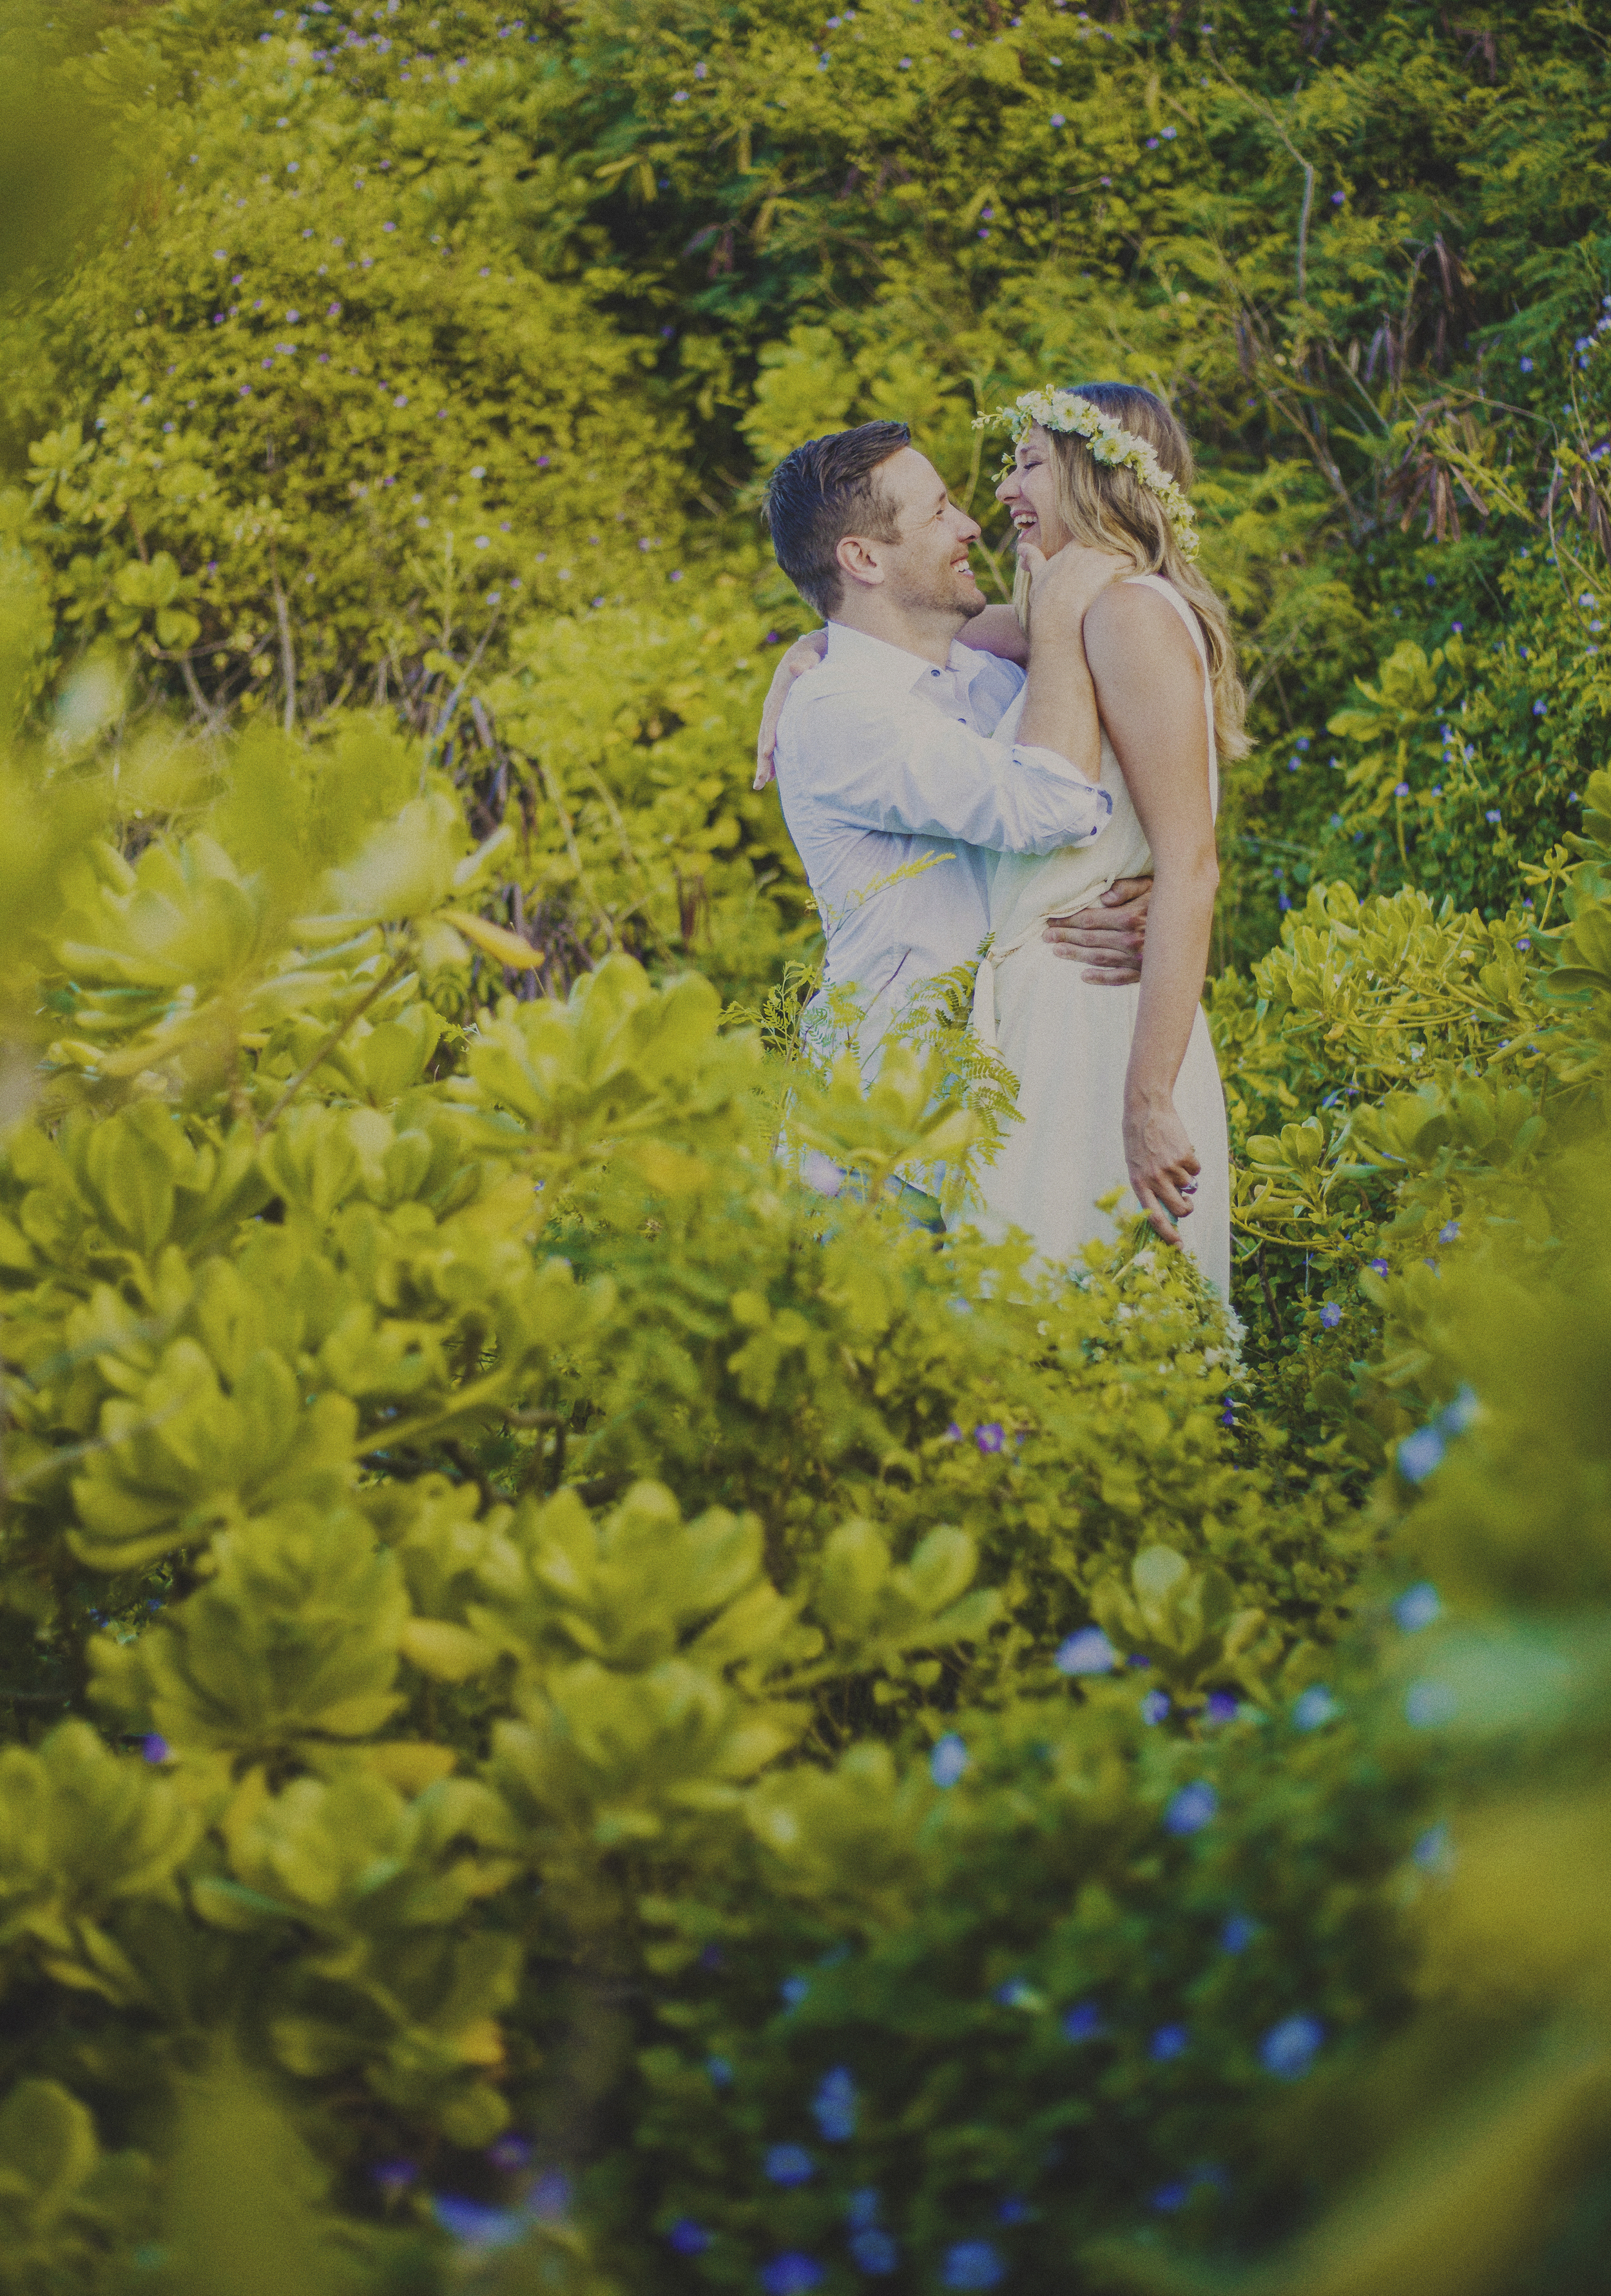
[972,386,1201,562]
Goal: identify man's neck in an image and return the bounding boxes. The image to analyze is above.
[829,599,967,668]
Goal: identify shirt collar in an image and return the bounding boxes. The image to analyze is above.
[821,619,1000,698]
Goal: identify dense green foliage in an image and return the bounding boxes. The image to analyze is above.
[4,1,1611,2292]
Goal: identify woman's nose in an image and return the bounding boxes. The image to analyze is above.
[995,471,1018,502]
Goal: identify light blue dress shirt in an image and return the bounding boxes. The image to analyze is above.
[772,620,1113,1063]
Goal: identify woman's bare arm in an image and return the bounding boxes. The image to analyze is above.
[1081,584,1219,1248]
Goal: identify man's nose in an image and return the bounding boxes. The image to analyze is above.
[953,507,983,543]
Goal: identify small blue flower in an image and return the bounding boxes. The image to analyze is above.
[1393,1582,1441,1632]
[931,1733,970,1787]
[530,2171,569,2222]
[1141,1689,1171,1725]
[765,2145,816,2188]
[1440,1383,1478,1435]
[941,2242,1006,2290]
[432,2197,526,2250]
[996,1978,1036,2009]
[1405,1679,1457,1728]
[1319,1301,1342,1329]
[846,2190,882,2230]
[1292,1685,1339,1731]
[1398,1427,1445,1484]
[781,1978,811,2009]
[371,2159,418,2193]
[1151,2181,1189,2212]
[762,2257,825,2296]
[1062,1999,1103,2042]
[811,2068,858,2142]
[1219,1914,1255,1955]
[705,2054,733,2088]
[1413,1822,1454,1874]
[998,2197,1032,2224]
[1050,110,1065,126]
[1205,1691,1239,1724]
[1486,809,1503,823]
[942,1422,963,1441]
[849,2228,899,2275]
[1055,1627,1116,1675]
[1259,2014,1324,2079]
[1394,781,1410,797]
[1519,356,1534,373]
[976,1422,1006,1454]
[668,2219,711,2255]
[140,1735,171,1764]
[1163,1782,1217,1835]
[1438,1221,1460,1243]
[1368,1256,1390,1278]
[1150,2023,1190,2062]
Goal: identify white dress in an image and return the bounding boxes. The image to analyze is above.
[970,573,1231,1299]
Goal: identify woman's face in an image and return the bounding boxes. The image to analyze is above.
[995,424,1068,556]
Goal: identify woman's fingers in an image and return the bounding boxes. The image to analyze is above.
[1133,1183,1184,1248]
[754,632,828,788]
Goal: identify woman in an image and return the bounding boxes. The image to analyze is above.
[968,380,1244,1296]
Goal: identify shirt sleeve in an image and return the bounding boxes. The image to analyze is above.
[778,685,1112,857]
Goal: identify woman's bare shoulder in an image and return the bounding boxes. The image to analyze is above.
[1083,579,1199,677]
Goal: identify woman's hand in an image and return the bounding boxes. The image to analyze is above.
[1123,1088,1201,1247]
[1016,539,1129,635]
[754,629,829,789]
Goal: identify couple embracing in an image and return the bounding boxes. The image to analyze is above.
[753,383,1246,1301]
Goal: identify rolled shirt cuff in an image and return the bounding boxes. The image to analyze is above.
[1008,746,1114,844]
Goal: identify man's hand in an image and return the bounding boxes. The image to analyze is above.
[754,630,829,789]
[1018,539,1130,634]
[1043,876,1152,985]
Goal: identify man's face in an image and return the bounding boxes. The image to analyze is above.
[844,447,987,619]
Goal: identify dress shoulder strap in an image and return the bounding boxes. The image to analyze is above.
[1121,571,1210,670]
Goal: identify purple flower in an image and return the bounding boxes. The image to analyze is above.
[1152,2181,1189,2211]
[1205,1691,1239,1724]
[998,2197,1032,2224]
[1486,809,1503,823]
[1368,1257,1390,1278]
[811,2067,858,2142]
[1219,1914,1255,1954]
[1055,1627,1116,1675]
[1393,1582,1440,1632]
[975,1421,1005,1454]
[1141,1689,1171,1726]
[1050,111,1065,124]
[850,2227,899,2274]
[762,2257,825,2296]
[1394,781,1410,797]
[1438,1221,1460,1243]
[1150,2023,1189,2062]
[941,2244,1005,2290]
[1319,1301,1342,1328]
[765,2145,816,2188]
[668,2219,710,2255]
[1260,2014,1324,2079]
[1163,1782,1217,1836]
[487,2135,533,2173]
[140,1735,170,1764]
[371,2159,418,2193]
[931,1733,970,1787]
[1062,1999,1103,2042]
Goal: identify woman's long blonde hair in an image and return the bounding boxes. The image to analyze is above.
[1011,382,1249,763]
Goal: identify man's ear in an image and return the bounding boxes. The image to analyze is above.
[835,532,886,592]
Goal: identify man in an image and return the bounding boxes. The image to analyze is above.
[757,420,1149,1100]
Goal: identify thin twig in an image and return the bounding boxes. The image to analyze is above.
[254,955,406,1136]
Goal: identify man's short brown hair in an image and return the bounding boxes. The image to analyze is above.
[760,420,911,618]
